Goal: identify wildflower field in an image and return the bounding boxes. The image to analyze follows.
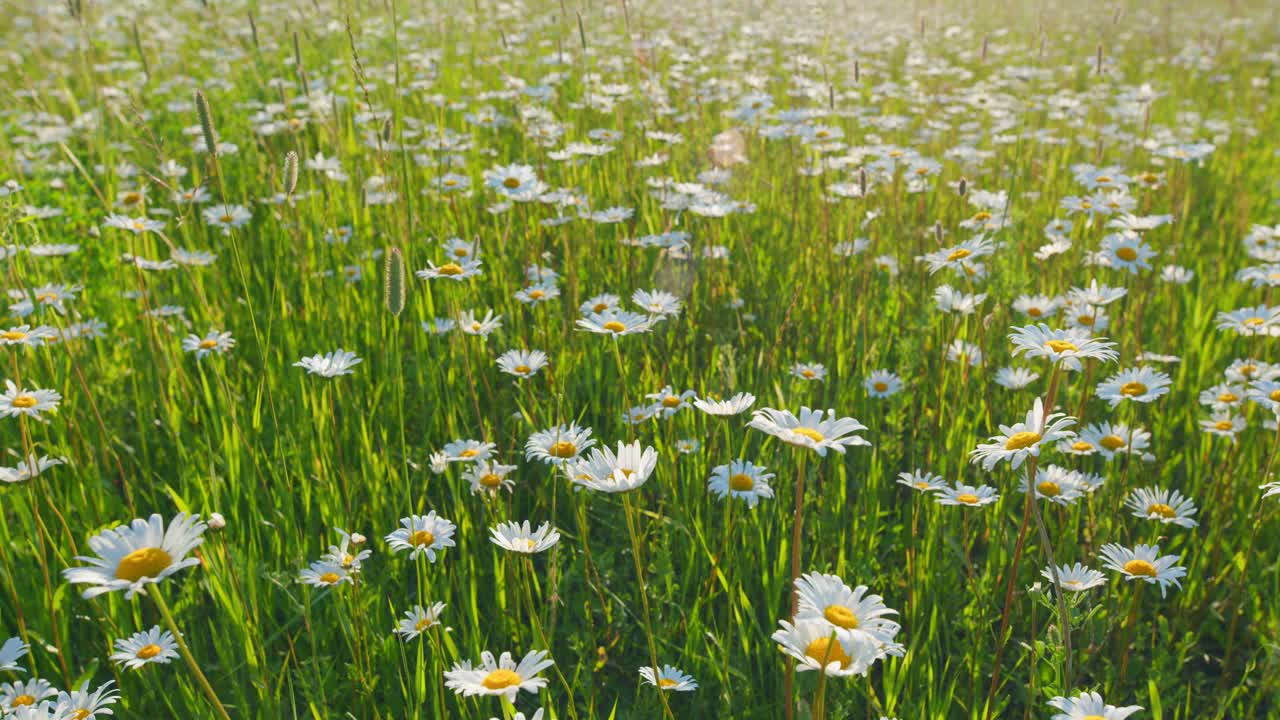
[1,0,1279,718]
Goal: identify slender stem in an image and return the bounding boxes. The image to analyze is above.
[784,449,810,720]
[622,494,673,720]
[151,588,232,720]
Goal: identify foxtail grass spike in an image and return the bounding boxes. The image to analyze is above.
[194,89,217,156]
[385,247,407,316]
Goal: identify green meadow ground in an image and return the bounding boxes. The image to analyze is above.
[0,0,1279,718]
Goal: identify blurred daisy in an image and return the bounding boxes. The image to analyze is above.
[1076,422,1150,460]
[747,407,870,456]
[181,329,235,359]
[935,482,1000,507]
[970,398,1076,470]
[515,283,559,305]
[202,204,252,234]
[693,392,756,416]
[707,460,775,507]
[896,470,947,493]
[995,367,1040,390]
[1126,487,1198,528]
[395,603,448,641]
[417,258,483,281]
[639,665,697,692]
[1048,691,1142,720]
[444,650,554,701]
[0,382,61,422]
[526,423,596,466]
[1200,412,1246,442]
[62,512,205,599]
[791,362,827,382]
[1099,543,1187,597]
[1041,563,1107,593]
[1096,367,1171,407]
[579,293,620,314]
[0,325,57,348]
[464,461,517,494]
[1101,232,1155,273]
[110,627,179,670]
[946,340,984,367]
[0,454,65,484]
[385,513,456,561]
[771,620,881,677]
[294,349,362,377]
[865,370,903,398]
[1216,305,1280,336]
[459,309,503,336]
[0,637,27,672]
[675,439,700,454]
[632,289,682,318]
[576,309,652,336]
[441,439,496,463]
[489,521,560,554]
[646,386,696,417]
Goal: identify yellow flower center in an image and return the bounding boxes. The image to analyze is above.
[823,604,860,629]
[35,293,56,303]
[529,289,545,299]
[415,617,434,631]
[914,482,930,489]
[1214,420,1234,431]
[1218,392,1238,403]
[1244,317,1266,327]
[1240,364,1257,377]
[658,678,678,689]
[593,302,609,312]
[479,473,503,487]
[12,695,35,707]
[1071,441,1094,452]
[1115,247,1138,262]
[437,263,464,276]
[873,382,888,392]
[956,493,980,505]
[1096,176,1112,183]
[1077,314,1095,326]
[409,530,435,547]
[123,191,142,204]
[115,546,173,582]
[603,321,626,333]
[972,211,992,222]
[481,668,522,690]
[1271,389,1280,402]
[549,441,577,458]
[514,365,532,374]
[1,330,27,341]
[729,473,754,491]
[792,427,825,443]
[1081,201,1093,210]
[1123,559,1157,577]
[220,214,234,223]
[1083,716,1106,720]
[199,338,218,349]
[1140,172,1158,183]
[502,177,522,189]
[318,572,340,584]
[71,710,91,720]
[801,369,815,378]
[1028,307,1042,317]
[1120,382,1148,397]
[1004,431,1041,450]
[1100,435,1126,450]
[946,248,971,262]
[1045,339,1077,353]
[803,636,851,668]
[10,395,37,409]
[662,396,682,408]
[1147,503,1175,519]
[136,644,164,660]
[459,448,479,458]
[1037,481,1061,497]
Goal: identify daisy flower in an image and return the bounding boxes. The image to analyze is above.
[385,513,457,562]
[526,423,596,466]
[1099,543,1187,597]
[645,386,696,417]
[693,392,756,416]
[632,289,682,318]
[639,665,698,692]
[1096,367,1172,407]
[322,529,371,572]
[1197,383,1245,411]
[1215,305,1280,336]
[970,398,1076,470]
[294,349,362,377]
[1009,324,1118,371]
[794,573,903,652]
[444,650,554,702]
[489,521,560,554]
[865,370,903,398]
[62,513,205,599]
[52,681,120,719]
[576,309,653,336]
[771,620,881,677]
[1101,232,1155,273]
[1041,563,1107,593]
[464,461,517,494]
[440,439,496,463]
[579,293,620,314]
[202,204,252,234]
[1076,422,1151,460]
[483,164,548,201]
[791,362,827,382]
[0,381,61,422]
[395,603,448,641]
[1048,691,1142,720]
[707,460,775,507]
[935,482,1000,507]
[0,325,58,347]
[569,441,658,493]
[746,407,871,456]
[181,329,235,359]
[0,454,65,484]
[1125,487,1198,527]
[417,258,483,281]
[994,367,1040,390]
[515,283,559,305]
[919,236,994,275]
[459,309,503,336]
[1012,294,1060,320]
[1,679,56,710]
[1024,465,1085,506]
[299,560,353,588]
[110,627,180,670]
[0,637,27,672]
[946,339,984,367]
[896,470,947,493]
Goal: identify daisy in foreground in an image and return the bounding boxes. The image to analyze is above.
[747,407,871,456]
[1041,563,1107,593]
[1125,486,1198,527]
[1009,323,1118,371]
[639,665,698,691]
[525,423,596,466]
[110,626,180,670]
[970,398,1076,470]
[294,349,362,377]
[1048,690,1142,719]
[444,650,554,702]
[1099,543,1187,597]
[569,440,658,492]
[771,620,881,677]
[707,460,775,507]
[1096,366,1172,407]
[385,513,457,562]
[394,603,448,641]
[489,520,560,554]
[1,678,56,708]
[794,573,903,655]
[62,513,206,599]
[0,381,61,422]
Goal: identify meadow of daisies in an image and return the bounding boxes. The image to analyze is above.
[1,0,1279,718]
